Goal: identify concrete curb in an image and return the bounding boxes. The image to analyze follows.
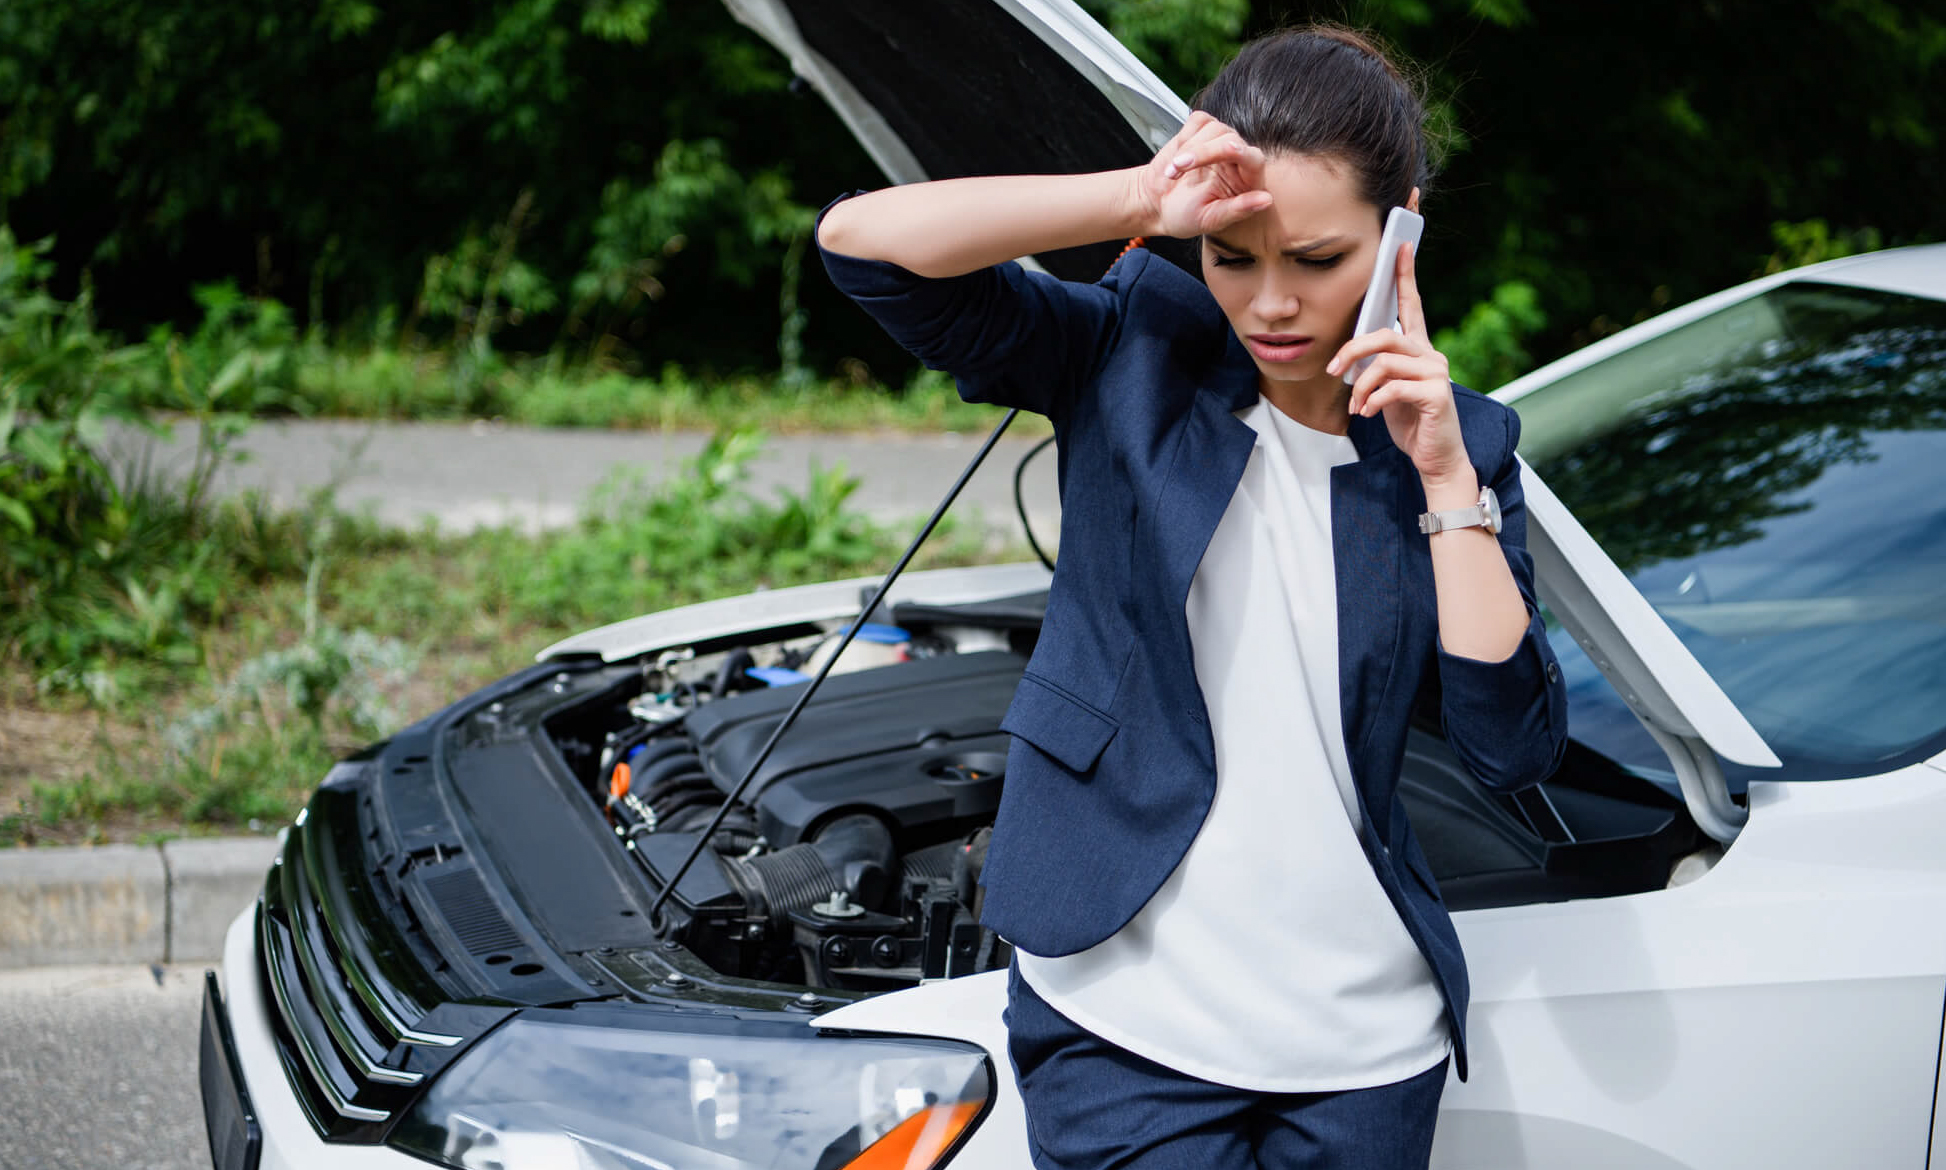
[0,837,278,969]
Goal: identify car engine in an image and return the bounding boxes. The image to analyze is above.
[545,594,1046,992]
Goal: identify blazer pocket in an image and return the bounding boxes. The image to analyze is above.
[1000,673,1120,774]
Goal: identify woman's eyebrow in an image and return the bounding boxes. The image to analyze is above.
[1206,233,1349,256]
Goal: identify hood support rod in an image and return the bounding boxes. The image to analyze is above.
[1642,723,1748,844]
[648,408,1022,925]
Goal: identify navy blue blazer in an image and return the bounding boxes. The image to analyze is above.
[821,212,1568,1080]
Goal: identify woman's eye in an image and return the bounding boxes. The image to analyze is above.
[1210,254,1253,268]
[1298,254,1345,270]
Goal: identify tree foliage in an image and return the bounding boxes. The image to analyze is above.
[1,0,1940,380]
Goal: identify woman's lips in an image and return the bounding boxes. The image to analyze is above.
[1246,334,1313,363]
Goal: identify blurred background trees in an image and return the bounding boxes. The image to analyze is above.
[1,0,1939,387]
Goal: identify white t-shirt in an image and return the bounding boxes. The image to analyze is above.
[1014,397,1451,1091]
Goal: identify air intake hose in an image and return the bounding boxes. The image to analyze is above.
[723,813,897,926]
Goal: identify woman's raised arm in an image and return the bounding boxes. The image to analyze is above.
[815,113,1273,278]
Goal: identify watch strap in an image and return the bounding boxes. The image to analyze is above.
[1418,487,1501,535]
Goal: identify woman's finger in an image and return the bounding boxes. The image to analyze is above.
[1164,131,1264,182]
[1396,242,1428,341]
[1200,189,1275,232]
[1157,112,1212,163]
[1327,327,1414,380]
[1161,118,1229,177]
[1347,352,1409,415]
[1348,353,1445,415]
[1358,383,1408,418]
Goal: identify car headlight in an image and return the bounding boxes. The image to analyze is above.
[388,1009,992,1170]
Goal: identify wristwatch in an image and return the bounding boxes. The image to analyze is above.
[1418,486,1502,536]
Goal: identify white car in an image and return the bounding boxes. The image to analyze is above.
[198,2,1946,1168]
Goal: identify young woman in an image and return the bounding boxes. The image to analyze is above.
[817,25,1567,1169]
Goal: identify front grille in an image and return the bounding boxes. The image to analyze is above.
[257,785,461,1139]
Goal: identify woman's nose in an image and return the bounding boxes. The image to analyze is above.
[1252,280,1300,324]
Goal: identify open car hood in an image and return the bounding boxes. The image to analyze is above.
[720,0,1779,840]
[721,0,1196,280]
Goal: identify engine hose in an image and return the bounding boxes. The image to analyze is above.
[723,813,897,925]
[643,768,713,808]
[901,840,961,883]
[709,828,763,855]
[630,741,699,781]
[649,409,1022,924]
[646,777,716,810]
[657,790,738,832]
[729,845,836,925]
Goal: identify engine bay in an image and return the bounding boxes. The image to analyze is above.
[541,597,1044,991]
[534,587,1709,997]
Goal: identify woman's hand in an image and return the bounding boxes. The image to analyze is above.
[1131,112,1273,239]
[1329,242,1474,493]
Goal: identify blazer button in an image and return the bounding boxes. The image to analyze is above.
[1187,707,1206,725]
[1546,661,1561,684]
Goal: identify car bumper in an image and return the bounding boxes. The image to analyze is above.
[207,904,1032,1169]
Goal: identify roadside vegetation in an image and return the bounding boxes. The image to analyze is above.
[0,236,997,846]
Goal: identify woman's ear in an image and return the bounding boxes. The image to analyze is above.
[1406,186,1421,214]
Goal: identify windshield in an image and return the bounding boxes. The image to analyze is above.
[1517,279,1946,785]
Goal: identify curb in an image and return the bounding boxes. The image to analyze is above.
[0,836,278,969]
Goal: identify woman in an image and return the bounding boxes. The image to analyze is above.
[818,25,1567,1169]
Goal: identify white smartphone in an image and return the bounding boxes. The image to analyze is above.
[1342,205,1426,385]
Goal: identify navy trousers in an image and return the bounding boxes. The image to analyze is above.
[1005,965,1447,1169]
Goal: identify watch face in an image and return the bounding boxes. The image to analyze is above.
[1482,487,1503,534]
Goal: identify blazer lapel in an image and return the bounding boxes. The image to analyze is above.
[1333,413,1408,798]
[1151,333,1260,616]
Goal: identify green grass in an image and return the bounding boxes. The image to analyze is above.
[1,430,1013,846]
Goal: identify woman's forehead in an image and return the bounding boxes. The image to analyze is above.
[1228,155,1377,247]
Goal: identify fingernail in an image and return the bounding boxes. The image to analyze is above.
[1171,153,1193,169]
[1162,164,1178,179]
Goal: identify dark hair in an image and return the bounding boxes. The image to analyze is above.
[1193,24,1432,216]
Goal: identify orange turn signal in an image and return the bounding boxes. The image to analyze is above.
[841,1101,983,1170]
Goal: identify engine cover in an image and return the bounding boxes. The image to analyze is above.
[682,650,1025,849]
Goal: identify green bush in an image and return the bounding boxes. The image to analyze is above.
[0,229,339,687]
[475,428,894,630]
[1434,280,1548,392]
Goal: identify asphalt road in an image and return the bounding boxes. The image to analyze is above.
[0,964,209,1170]
[102,417,1062,539]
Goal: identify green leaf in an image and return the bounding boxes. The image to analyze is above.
[0,494,34,535]
[209,351,254,401]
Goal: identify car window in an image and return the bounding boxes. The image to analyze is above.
[1517,281,1946,785]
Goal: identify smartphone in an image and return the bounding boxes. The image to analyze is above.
[1342,206,1426,385]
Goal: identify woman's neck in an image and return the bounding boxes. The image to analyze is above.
[1259,374,1354,437]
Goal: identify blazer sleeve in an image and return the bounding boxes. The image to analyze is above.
[1433,402,1570,793]
[815,192,1125,422]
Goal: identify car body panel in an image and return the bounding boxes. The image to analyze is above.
[1447,762,1946,1168]
[823,766,1946,1169]
[536,562,1053,663]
